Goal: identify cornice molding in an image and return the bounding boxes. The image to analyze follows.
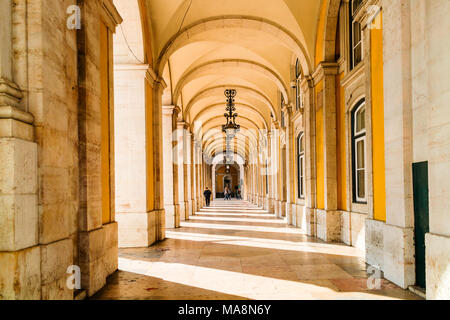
[0,106,34,125]
[100,0,123,31]
[312,62,339,85]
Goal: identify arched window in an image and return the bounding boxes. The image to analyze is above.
[350,0,363,69]
[295,59,303,111]
[297,132,305,199]
[352,100,366,202]
[265,159,269,194]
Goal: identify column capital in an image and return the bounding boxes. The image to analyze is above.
[114,63,149,72]
[162,105,180,116]
[177,121,190,130]
[0,78,23,108]
[312,62,339,85]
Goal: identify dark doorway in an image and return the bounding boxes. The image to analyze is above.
[412,161,430,289]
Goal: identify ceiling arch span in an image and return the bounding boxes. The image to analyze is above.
[205,142,250,160]
[212,153,245,165]
[193,103,268,130]
[201,129,258,151]
[173,59,289,104]
[198,116,261,139]
[203,131,257,149]
[155,16,312,78]
[323,0,342,62]
[184,85,276,121]
[203,136,257,160]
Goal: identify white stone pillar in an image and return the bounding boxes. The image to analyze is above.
[212,164,216,200]
[380,0,415,289]
[302,77,316,237]
[285,106,293,225]
[273,129,282,218]
[177,121,188,221]
[162,106,179,228]
[185,131,193,217]
[314,62,340,242]
[114,64,154,247]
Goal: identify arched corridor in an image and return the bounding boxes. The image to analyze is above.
[0,0,449,301]
[94,200,420,300]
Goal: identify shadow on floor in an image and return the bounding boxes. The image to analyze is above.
[94,201,422,300]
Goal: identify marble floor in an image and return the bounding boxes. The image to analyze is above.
[93,200,421,300]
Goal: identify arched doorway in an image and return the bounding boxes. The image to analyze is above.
[215,164,240,198]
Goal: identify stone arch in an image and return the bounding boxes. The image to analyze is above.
[184,85,277,121]
[173,59,290,104]
[155,16,312,77]
[193,103,268,130]
[323,0,342,62]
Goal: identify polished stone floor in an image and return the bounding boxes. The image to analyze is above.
[93,200,421,300]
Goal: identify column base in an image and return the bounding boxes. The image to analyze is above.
[365,221,415,290]
[187,200,193,218]
[304,207,316,237]
[275,200,282,218]
[0,245,41,299]
[79,223,118,297]
[179,201,188,221]
[316,209,341,242]
[426,233,450,299]
[382,224,415,289]
[281,201,287,218]
[268,198,275,214]
[286,202,292,225]
[365,218,385,270]
[340,211,366,250]
[164,204,180,228]
[117,211,162,247]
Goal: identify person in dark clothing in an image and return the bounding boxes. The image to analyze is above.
[203,187,212,206]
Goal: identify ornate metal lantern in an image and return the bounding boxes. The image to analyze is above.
[222,89,240,139]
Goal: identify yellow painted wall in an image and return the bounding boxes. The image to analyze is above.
[315,0,327,67]
[100,22,111,224]
[336,72,347,210]
[315,81,324,209]
[146,79,154,212]
[371,11,386,222]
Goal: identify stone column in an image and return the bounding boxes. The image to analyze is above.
[177,121,188,221]
[285,106,293,225]
[191,135,197,212]
[302,77,316,236]
[380,0,415,289]
[114,64,154,247]
[314,62,340,242]
[152,79,167,241]
[0,0,40,300]
[273,129,282,218]
[198,144,204,207]
[194,139,202,210]
[162,106,180,228]
[185,130,193,217]
[267,131,275,213]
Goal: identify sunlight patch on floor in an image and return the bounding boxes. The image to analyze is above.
[118,257,401,300]
[179,221,304,234]
[166,230,364,257]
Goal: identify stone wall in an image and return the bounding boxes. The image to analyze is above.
[409,0,450,299]
[0,0,121,300]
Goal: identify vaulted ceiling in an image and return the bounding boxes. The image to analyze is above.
[114,0,322,161]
